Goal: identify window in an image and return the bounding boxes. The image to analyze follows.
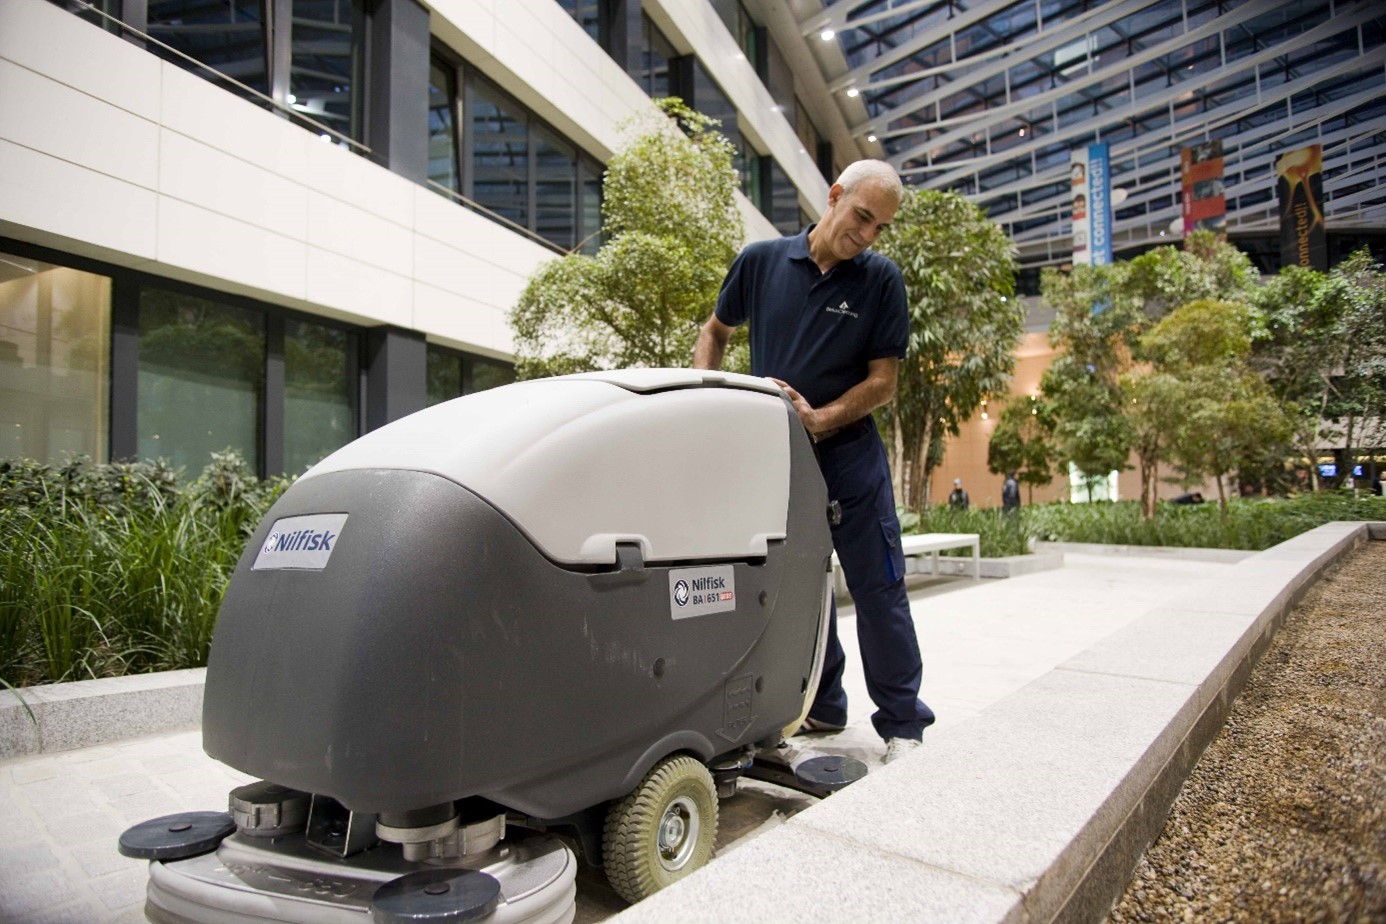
[470,81,530,229]
[428,57,461,192]
[290,0,366,143]
[284,318,356,475]
[426,347,515,406]
[461,75,603,251]
[0,250,110,464]
[637,13,676,98]
[137,286,265,473]
[145,0,270,101]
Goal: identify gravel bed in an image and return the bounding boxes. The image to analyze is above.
[1108,539,1386,923]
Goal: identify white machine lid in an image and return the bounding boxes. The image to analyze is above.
[302,370,793,565]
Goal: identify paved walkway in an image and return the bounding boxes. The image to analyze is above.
[0,530,1363,924]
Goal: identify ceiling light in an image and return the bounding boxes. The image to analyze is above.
[867,133,877,143]
[846,87,859,98]
[820,28,835,41]
[1018,127,1026,137]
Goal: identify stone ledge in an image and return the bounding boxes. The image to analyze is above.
[612,521,1380,924]
[0,667,204,759]
[907,550,1065,579]
[1034,540,1256,563]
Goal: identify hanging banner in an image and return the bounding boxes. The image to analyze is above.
[1181,140,1226,236]
[1276,144,1326,271]
[1070,143,1112,266]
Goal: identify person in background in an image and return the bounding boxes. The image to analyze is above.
[948,478,970,511]
[1002,472,1021,513]
[692,159,933,765]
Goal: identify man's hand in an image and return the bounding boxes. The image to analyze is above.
[770,378,824,434]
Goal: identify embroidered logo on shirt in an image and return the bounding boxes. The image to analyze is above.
[825,300,858,318]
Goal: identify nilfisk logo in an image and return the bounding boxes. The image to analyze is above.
[669,566,735,619]
[252,513,348,571]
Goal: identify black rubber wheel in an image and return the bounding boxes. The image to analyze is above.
[602,755,718,903]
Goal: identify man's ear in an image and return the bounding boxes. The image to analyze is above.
[827,183,844,206]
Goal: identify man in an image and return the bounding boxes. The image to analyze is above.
[692,159,933,764]
[1002,472,1021,513]
[948,478,969,511]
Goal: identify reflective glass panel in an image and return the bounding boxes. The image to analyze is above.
[536,126,576,250]
[471,358,515,393]
[291,0,362,142]
[146,0,270,100]
[426,348,463,407]
[0,251,110,463]
[471,83,529,228]
[428,59,460,192]
[284,318,355,475]
[137,287,264,473]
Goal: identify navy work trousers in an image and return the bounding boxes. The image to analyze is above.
[808,422,935,741]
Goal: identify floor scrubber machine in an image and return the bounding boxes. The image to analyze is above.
[120,369,866,923]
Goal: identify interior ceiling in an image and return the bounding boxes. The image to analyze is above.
[788,0,1386,269]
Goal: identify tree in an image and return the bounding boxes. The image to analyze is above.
[1038,263,1145,500]
[1140,300,1293,514]
[1120,369,1186,519]
[873,189,1022,510]
[1313,250,1386,485]
[509,99,744,378]
[987,394,1057,504]
[1250,265,1331,490]
[1126,229,1258,320]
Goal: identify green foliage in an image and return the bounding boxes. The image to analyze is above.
[1023,493,1386,551]
[898,505,1037,558]
[510,98,745,378]
[0,453,288,687]
[873,188,1022,510]
[1126,229,1258,321]
[1133,300,1294,513]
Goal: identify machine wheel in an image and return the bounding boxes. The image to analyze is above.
[602,754,718,903]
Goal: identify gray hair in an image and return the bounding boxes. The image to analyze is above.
[836,160,904,206]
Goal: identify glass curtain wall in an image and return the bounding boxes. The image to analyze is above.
[283,318,356,475]
[0,251,110,464]
[136,287,265,473]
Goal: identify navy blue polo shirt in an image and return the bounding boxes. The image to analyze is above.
[714,226,909,410]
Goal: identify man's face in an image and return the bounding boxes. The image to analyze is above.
[820,181,899,263]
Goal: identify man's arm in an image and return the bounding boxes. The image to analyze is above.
[692,312,735,370]
[773,356,899,437]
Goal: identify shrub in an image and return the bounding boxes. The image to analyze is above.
[0,453,288,687]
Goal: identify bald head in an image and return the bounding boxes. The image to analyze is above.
[836,160,904,209]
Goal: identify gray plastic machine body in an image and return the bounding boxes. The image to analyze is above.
[201,369,833,820]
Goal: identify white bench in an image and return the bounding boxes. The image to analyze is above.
[831,531,981,596]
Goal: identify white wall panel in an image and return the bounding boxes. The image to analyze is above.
[307,247,412,328]
[159,130,309,240]
[156,196,306,300]
[304,140,415,230]
[0,138,158,260]
[413,281,510,354]
[307,191,413,277]
[413,234,498,305]
[0,0,160,120]
[159,64,311,181]
[0,58,159,190]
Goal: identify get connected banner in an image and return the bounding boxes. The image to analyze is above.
[1276,144,1326,271]
[1070,143,1112,266]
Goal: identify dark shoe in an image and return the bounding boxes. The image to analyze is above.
[796,716,847,735]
